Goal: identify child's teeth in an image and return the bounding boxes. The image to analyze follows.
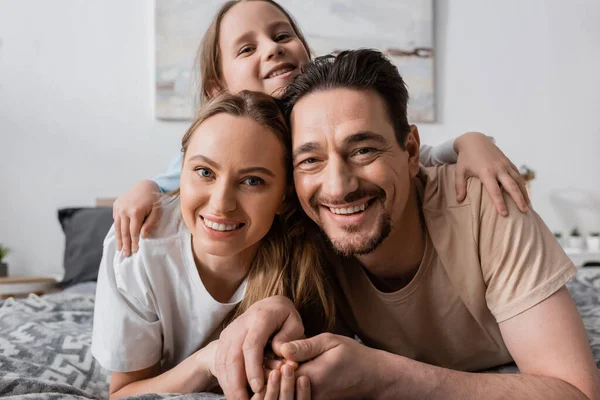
[270,67,293,78]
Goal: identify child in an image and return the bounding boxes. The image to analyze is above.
[92,91,319,398]
[113,0,529,257]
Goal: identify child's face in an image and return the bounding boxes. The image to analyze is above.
[218,1,310,98]
[180,113,287,259]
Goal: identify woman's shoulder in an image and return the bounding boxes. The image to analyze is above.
[101,199,185,251]
[102,200,190,290]
[142,198,186,242]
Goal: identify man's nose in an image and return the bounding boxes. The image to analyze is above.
[322,157,358,201]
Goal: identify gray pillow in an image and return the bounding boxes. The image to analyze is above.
[57,207,113,288]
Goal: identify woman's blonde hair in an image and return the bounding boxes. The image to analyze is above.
[195,0,311,106]
[174,90,334,330]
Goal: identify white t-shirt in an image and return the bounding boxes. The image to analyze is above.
[91,200,247,372]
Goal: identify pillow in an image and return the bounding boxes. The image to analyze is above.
[57,207,114,288]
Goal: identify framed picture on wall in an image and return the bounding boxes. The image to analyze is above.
[155,0,435,122]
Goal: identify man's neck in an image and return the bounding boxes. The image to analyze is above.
[356,180,426,286]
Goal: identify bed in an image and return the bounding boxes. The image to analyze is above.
[1,268,599,399]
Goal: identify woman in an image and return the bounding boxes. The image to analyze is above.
[92,91,322,398]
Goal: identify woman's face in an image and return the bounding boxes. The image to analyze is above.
[180,113,287,258]
[218,1,310,98]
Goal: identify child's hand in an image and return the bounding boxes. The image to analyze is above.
[454,132,530,216]
[257,359,309,400]
[113,180,162,256]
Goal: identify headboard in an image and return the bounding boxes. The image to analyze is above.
[95,198,116,207]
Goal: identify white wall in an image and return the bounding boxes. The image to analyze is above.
[0,0,599,277]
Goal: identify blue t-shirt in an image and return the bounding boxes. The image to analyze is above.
[152,152,182,193]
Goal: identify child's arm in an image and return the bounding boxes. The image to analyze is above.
[419,139,458,166]
[109,341,217,399]
[422,132,530,216]
[152,151,183,193]
[113,151,182,257]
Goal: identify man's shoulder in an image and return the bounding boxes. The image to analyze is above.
[420,164,484,214]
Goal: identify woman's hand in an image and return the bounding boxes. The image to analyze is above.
[454,132,529,216]
[197,340,220,392]
[113,180,163,256]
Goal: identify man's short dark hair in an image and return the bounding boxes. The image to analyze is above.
[281,48,411,147]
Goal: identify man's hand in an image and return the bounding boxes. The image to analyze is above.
[214,296,305,400]
[280,333,381,400]
[454,132,529,216]
[113,180,162,256]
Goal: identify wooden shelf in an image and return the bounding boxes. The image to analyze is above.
[0,276,58,299]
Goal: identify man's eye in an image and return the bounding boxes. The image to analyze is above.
[355,148,375,156]
[197,168,213,178]
[243,177,264,186]
[301,158,318,165]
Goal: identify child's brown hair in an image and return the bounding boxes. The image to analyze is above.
[196,0,311,106]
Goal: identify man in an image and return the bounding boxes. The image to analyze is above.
[214,49,600,399]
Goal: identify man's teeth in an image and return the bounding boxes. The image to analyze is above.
[330,203,367,215]
[203,218,240,232]
[268,67,293,78]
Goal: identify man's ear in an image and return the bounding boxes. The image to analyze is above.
[405,124,421,177]
[276,194,286,215]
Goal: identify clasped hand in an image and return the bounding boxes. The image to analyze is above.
[213,296,380,400]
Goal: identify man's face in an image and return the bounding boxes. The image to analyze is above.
[290,88,420,257]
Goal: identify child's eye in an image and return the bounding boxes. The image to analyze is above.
[275,33,291,41]
[196,168,213,178]
[238,46,254,55]
[242,177,264,187]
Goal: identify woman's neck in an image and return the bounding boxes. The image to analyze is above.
[191,237,259,303]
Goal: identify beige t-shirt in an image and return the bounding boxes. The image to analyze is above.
[330,164,576,372]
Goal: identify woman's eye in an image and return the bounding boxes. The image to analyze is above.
[275,33,290,41]
[197,168,213,178]
[243,177,264,186]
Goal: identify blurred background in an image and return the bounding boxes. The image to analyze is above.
[1,0,599,278]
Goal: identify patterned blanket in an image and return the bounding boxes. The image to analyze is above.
[1,269,599,399]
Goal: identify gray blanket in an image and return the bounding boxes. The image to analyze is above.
[1,269,599,399]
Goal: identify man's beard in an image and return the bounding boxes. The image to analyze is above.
[309,187,392,257]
